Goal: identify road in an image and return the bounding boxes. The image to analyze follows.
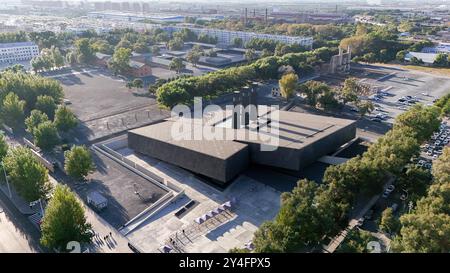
[0,190,42,253]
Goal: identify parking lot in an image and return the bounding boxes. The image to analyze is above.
[417,120,449,168]
[48,67,156,121]
[45,67,170,142]
[355,64,450,124]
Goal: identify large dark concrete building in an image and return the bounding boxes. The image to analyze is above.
[128,105,357,185]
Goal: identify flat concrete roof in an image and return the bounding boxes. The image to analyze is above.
[129,108,356,158]
[129,121,248,160]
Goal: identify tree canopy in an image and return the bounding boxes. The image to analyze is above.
[2,147,51,202]
[40,184,93,251]
[64,145,95,180]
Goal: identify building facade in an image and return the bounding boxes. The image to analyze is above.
[0,42,39,63]
[164,26,313,48]
[129,60,152,77]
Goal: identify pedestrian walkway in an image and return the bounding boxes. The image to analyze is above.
[84,207,132,253]
[48,175,132,253]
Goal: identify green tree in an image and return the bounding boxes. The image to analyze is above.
[395,50,407,62]
[253,180,336,252]
[64,145,95,180]
[340,78,365,105]
[228,247,250,253]
[300,81,329,107]
[167,37,184,51]
[394,104,441,143]
[155,32,169,43]
[109,47,132,75]
[40,184,93,251]
[433,53,449,67]
[186,50,201,67]
[74,38,94,63]
[392,212,450,253]
[33,121,59,151]
[2,147,51,201]
[52,47,65,68]
[356,100,374,117]
[244,49,258,61]
[126,81,134,90]
[0,93,26,129]
[25,110,49,134]
[410,56,424,65]
[54,106,78,132]
[279,72,298,99]
[151,45,160,55]
[169,57,185,74]
[232,37,243,48]
[0,133,7,163]
[132,78,143,90]
[336,229,375,253]
[318,87,339,110]
[35,95,57,120]
[379,208,400,234]
[432,147,450,184]
[397,164,432,201]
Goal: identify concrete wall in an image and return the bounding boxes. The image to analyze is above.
[128,132,250,185]
[241,121,357,171]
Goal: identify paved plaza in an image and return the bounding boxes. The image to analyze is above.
[104,141,281,253]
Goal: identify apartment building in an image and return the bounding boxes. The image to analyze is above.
[165,26,314,48]
[0,42,39,63]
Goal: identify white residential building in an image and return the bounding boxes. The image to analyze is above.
[164,26,314,49]
[0,42,39,63]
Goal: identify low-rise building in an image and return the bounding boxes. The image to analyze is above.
[129,60,152,77]
[0,42,39,63]
[94,52,111,68]
[164,26,313,49]
[405,51,439,65]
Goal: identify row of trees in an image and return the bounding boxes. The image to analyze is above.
[0,71,64,128]
[340,24,409,64]
[0,136,94,250]
[155,47,336,108]
[434,93,450,117]
[250,104,442,252]
[30,47,65,72]
[391,147,450,252]
[0,70,77,151]
[278,74,373,116]
[25,105,78,151]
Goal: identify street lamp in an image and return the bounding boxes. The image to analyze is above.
[0,162,12,198]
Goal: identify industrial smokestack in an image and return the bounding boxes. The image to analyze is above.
[245,8,248,26]
[265,8,268,24]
